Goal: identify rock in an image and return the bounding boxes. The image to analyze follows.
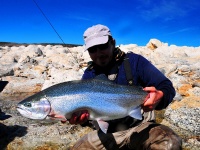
[118,44,138,53]
[0,100,93,150]
[174,93,183,101]
[188,87,200,97]
[42,69,82,90]
[165,96,200,135]
[0,76,44,97]
[146,39,163,50]
[177,84,193,96]
[1,42,200,149]
[0,64,15,77]
[34,47,43,56]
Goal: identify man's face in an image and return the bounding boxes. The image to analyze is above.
[88,40,114,67]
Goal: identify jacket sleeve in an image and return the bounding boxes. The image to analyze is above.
[81,68,95,80]
[131,54,176,110]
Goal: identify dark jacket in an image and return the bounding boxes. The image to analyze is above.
[82,49,175,132]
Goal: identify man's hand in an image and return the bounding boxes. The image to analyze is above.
[142,87,163,112]
[69,110,89,125]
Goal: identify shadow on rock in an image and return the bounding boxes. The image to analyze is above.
[0,109,12,120]
[0,123,27,149]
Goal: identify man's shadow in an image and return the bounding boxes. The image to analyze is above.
[0,97,27,149]
[0,123,27,149]
[0,81,8,92]
[0,81,28,149]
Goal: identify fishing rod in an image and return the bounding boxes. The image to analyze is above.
[32,0,83,70]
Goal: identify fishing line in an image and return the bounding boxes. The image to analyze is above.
[32,0,83,70]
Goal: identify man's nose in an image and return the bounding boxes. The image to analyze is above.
[96,48,104,54]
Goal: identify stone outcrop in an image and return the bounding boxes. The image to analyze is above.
[146,39,165,50]
[0,39,199,149]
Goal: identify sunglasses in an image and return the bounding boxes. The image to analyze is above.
[88,41,110,53]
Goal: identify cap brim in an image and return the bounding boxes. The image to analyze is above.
[84,36,109,51]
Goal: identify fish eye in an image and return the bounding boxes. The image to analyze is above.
[24,102,32,107]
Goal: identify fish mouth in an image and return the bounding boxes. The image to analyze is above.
[16,106,23,111]
[16,106,25,111]
[16,106,22,109]
[16,106,32,116]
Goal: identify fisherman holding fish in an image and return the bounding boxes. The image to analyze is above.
[17,24,182,149]
[69,24,182,150]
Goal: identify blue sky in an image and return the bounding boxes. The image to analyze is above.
[1,0,200,47]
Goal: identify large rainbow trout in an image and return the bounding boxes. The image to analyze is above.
[17,74,147,133]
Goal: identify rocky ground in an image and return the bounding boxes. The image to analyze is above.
[0,39,199,149]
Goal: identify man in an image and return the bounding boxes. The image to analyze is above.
[70,24,182,149]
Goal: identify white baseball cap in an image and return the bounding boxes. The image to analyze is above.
[83,24,111,50]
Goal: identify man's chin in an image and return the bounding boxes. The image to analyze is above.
[98,62,109,67]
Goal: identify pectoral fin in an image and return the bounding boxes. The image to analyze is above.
[48,114,67,122]
[96,118,109,134]
[129,106,142,120]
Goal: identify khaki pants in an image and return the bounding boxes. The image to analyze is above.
[71,122,182,150]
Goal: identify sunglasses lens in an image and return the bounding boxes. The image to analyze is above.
[88,47,96,53]
[99,42,109,50]
[88,41,109,53]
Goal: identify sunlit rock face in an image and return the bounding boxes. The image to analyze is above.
[0,41,200,149]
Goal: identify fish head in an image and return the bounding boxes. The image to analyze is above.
[17,94,51,120]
